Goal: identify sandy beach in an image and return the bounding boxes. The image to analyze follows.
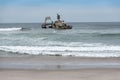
[0,56,120,80]
[0,68,120,80]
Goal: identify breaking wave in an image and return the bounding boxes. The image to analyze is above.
[0,28,23,31]
[0,45,120,57]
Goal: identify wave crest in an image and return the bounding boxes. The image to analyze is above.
[0,46,120,57]
[0,28,23,31]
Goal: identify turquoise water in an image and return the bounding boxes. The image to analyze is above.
[0,22,120,57]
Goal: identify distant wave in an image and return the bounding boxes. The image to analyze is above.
[0,45,120,57]
[0,28,23,31]
[99,33,120,37]
[20,27,31,31]
[79,32,120,37]
[75,29,120,36]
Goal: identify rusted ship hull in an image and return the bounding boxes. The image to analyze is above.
[41,14,72,29]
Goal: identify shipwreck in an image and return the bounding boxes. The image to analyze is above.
[41,14,72,29]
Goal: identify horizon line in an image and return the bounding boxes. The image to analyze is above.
[0,21,120,24]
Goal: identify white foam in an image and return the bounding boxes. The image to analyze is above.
[0,45,120,57]
[0,28,22,31]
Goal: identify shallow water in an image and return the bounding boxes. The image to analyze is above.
[0,22,120,57]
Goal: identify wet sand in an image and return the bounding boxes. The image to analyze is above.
[0,56,120,80]
[0,68,120,80]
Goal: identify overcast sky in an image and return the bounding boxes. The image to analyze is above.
[0,0,120,23]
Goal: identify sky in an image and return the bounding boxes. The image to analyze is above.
[0,0,120,23]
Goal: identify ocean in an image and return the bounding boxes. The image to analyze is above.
[0,22,120,58]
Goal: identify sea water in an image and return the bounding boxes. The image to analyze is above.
[0,22,120,57]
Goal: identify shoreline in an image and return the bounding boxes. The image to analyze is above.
[1,54,120,80]
[0,56,120,70]
[1,55,120,62]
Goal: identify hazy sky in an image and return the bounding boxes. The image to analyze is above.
[0,0,120,23]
